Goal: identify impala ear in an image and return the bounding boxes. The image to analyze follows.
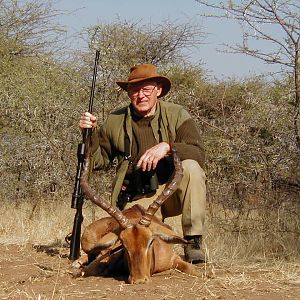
[153,233,190,245]
[98,232,119,249]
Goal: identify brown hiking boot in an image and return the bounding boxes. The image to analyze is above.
[184,235,206,264]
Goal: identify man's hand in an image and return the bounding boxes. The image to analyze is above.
[79,112,97,130]
[137,142,171,171]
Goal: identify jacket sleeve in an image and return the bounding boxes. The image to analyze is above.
[172,118,205,168]
[89,125,114,170]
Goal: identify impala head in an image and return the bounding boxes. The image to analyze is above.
[120,224,153,284]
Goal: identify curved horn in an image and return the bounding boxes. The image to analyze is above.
[80,144,132,229]
[139,148,183,227]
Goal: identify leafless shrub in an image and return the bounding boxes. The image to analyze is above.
[0,0,67,55]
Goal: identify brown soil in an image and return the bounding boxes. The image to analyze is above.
[0,244,299,300]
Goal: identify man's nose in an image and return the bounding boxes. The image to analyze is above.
[137,89,145,97]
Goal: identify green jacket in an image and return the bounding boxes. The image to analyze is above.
[90,100,204,206]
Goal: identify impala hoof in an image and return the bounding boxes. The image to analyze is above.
[71,268,84,278]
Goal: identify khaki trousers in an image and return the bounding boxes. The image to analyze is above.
[124,159,206,236]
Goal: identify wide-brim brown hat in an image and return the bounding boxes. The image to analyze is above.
[116,64,171,98]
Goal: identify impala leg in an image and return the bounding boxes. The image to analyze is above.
[80,255,108,277]
[173,255,198,276]
[71,254,89,269]
[81,248,127,277]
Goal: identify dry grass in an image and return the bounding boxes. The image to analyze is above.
[0,196,108,246]
[0,196,299,263]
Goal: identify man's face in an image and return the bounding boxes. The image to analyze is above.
[127,81,162,117]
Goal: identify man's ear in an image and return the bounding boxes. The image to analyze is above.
[156,83,163,97]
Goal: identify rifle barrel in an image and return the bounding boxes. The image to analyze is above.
[69,50,100,261]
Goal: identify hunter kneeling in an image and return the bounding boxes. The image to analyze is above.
[77,64,207,281]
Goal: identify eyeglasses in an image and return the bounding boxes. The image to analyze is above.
[128,84,157,97]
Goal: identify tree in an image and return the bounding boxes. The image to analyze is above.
[196,0,300,151]
[0,0,66,55]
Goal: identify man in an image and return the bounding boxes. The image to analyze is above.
[79,64,206,263]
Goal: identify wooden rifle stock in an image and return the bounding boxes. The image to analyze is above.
[69,50,100,261]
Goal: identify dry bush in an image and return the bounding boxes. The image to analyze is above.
[166,65,300,260]
[0,53,85,200]
[0,0,66,55]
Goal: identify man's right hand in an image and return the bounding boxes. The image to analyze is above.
[79,112,97,130]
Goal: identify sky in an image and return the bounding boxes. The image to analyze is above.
[54,0,279,79]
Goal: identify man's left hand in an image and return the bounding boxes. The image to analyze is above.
[137,142,171,171]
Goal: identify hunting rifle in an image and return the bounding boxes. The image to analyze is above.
[68,50,100,261]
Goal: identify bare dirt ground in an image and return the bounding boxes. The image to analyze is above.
[0,244,299,300]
